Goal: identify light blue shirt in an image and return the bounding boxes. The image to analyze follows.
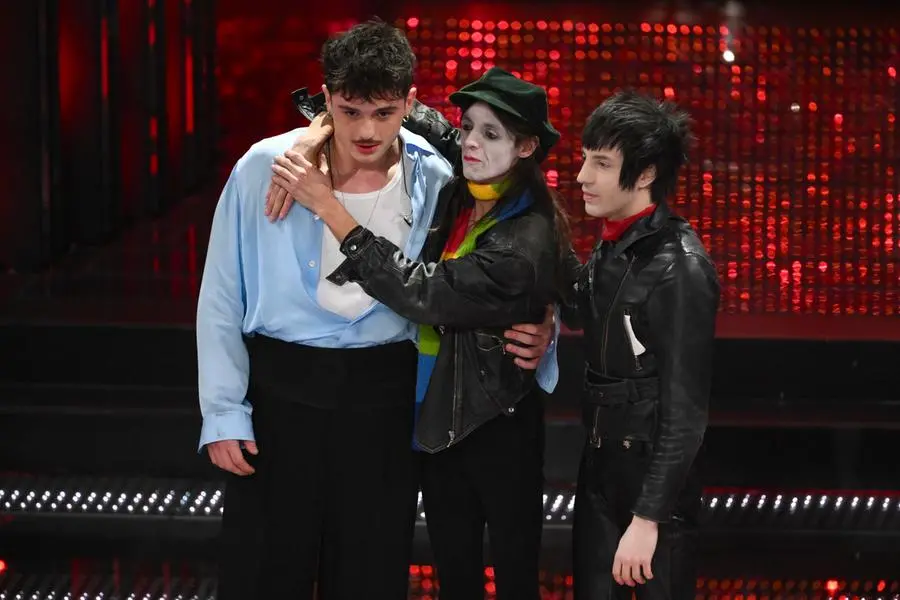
[196,127,559,449]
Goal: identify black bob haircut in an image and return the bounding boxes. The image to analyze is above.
[582,90,693,204]
[321,19,416,102]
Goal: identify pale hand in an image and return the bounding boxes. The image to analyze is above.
[265,112,334,221]
[503,304,555,369]
[207,439,258,476]
[270,151,337,215]
[612,515,658,587]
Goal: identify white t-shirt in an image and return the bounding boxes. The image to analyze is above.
[317,165,412,319]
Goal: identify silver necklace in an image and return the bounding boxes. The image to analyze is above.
[335,184,384,232]
[327,140,408,231]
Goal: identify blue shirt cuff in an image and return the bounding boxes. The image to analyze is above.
[535,305,561,394]
[536,344,559,393]
[198,410,255,452]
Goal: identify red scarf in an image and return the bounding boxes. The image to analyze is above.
[601,205,657,242]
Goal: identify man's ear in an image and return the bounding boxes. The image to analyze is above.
[322,84,332,114]
[405,86,418,115]
[637,165,656,190]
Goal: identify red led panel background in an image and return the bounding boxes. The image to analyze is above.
[395,15,899,320]
[215,6,900,339]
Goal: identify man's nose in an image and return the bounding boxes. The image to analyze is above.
[358,118,377,139]
[576,163,589,184]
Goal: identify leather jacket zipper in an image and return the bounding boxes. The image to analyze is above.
[587,246,602,327]
[590,408,602,448]
[448,332,461,445]
[600,254,636,374]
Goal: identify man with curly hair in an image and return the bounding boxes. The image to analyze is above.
[196,20,557,599]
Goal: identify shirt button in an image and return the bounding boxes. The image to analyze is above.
[308,260,316,268]
[349,244,358,252]
[313,215,320,221]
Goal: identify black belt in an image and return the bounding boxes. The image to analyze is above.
[582,364,659,449]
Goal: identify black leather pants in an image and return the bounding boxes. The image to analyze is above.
[573,441,700,600]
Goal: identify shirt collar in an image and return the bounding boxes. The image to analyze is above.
[398,126,438,160]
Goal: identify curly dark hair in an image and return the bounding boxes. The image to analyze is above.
[582,90,693,204]
[321,19,416,101]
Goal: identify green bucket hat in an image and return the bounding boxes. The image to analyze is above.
[449,66,561,161]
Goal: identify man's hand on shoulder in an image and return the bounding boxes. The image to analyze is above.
[265,112,334,222]
[207,439,258,476]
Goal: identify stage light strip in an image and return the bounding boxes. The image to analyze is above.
[0,572,216,600]
[2,477,900,530]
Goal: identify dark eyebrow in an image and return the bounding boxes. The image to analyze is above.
[336,103,399,113]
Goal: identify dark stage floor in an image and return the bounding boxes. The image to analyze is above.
[2,560,899,599]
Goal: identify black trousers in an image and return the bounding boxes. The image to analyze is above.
[420,389,545,600]
[573,441,700,600]
[218,336,419,600]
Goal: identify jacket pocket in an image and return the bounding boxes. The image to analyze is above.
[474,331,506,352]
[471,329,531,414]
[582,377,658,446]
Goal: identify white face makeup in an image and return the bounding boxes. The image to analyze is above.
[459,102,518,183]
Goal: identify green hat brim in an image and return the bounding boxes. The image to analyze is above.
[449,89,561,158]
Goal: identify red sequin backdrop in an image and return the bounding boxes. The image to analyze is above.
[216,7,899,339]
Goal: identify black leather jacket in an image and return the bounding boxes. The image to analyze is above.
[329,181,558,452]
[294,88,560,452]
[564,203,720,522]
[326,151,559,455]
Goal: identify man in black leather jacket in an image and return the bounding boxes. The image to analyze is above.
[565,90,720,598]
